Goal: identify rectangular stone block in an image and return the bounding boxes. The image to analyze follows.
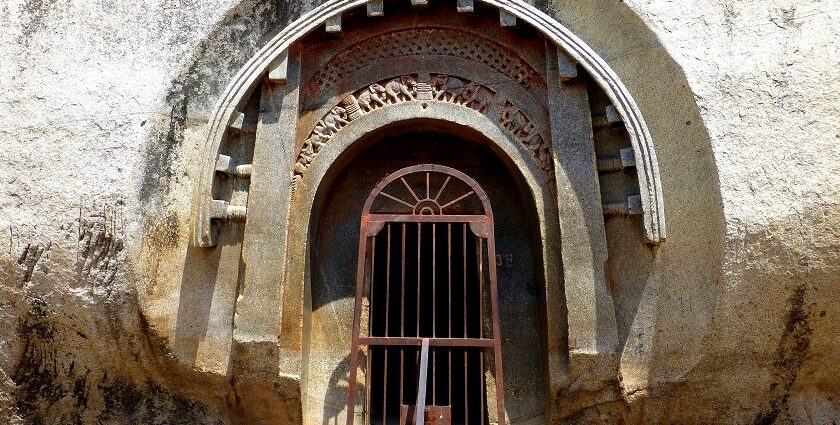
[457,0,474,13]
[234,48,301,350]
[367,0,384,16]
[545,43,618,358]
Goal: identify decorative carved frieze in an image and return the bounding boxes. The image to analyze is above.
[294,74,552,185]
[194,0,667,248]
[499,100,551,171]
[306,29,543,100]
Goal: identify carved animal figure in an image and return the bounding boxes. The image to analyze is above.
[430,74,448,94]
[534,144,552,171]
[308,130,329,152]
[431,75,466,102]
[294,161,307,175]
[384,78,414,103]
[457,82,493,112]
[522,133,541,148]
[357,84,387,111]
[500,104,533,137]
[321,106,349,134]
[298,141,315,169]
[400,75,418,93]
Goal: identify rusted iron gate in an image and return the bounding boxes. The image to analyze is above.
[347,164,506,425]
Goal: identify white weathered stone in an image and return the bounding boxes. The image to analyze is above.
[1,0,838,424]
[325,14,342,33]
[499,9,517,26]
[268,49,290,84]
[366,0,384,16]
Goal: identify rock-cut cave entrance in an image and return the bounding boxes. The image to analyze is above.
[347,163,505,425]
[309,124,551,424]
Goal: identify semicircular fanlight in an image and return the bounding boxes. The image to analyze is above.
[365,164,490,216]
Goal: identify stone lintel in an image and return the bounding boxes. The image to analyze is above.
[596,148,637,174]
[603,195,644,217]
[210,200,247,220]
[545,44,618,364]
[620,147,636,169]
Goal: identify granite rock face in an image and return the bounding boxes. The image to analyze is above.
[1,0,838,423]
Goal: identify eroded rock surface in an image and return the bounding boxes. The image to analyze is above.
[1,0,838,423]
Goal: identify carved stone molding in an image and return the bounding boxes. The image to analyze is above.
[294,74,551,186]
[193,0,666,249]
[305,28,543,101]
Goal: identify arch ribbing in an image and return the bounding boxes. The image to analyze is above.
[192,0,666,246]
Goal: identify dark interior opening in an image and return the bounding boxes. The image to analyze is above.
[368,222,488,424]
[312,127,550,423]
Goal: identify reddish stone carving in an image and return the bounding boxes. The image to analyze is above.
[293,74,551,185]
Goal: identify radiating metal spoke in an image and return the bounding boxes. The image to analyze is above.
[434,176,451,202]
[401,177,421,202]
[381,191,414,209]
[440,191,475,209]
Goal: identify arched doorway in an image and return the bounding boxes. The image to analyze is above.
[185,0,672,422]
[348,163,504,424]
[309,129,547,424]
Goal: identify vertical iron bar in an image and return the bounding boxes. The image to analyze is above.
[365,352,372,425]
[447,223,452,408]
[487,228,506,425]
[478,236,485,425]
[383,224,391,425]
[347,220,370,425]
[480,349,486,425]
[400,223,406,406]
[365,236,376,425]
[478,236,483,339]
[414,223,423,364]
[432,222,436,406]
[463,224,469,424]
[416,223,421,395]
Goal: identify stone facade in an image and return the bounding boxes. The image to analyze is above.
[1,0,838,424]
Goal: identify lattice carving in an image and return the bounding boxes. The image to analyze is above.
[294,74,551,186]
[305,29,543,99]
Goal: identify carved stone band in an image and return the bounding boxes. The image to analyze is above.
[305,28,544,102]
[294,73,552,185]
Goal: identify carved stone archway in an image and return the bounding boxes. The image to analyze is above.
[193,0,665,248]
[188,1,667,423]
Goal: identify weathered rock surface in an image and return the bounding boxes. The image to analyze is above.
[1,0,838,423]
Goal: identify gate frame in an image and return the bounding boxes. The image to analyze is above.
[347,164,506,425]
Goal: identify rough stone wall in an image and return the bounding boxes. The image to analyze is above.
[616,1,840,423]
[0,0,837,424]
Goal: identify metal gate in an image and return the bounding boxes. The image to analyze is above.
[347,164,506,425]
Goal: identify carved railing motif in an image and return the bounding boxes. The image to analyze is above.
[294,74,551,185]
[306,28,543,99]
